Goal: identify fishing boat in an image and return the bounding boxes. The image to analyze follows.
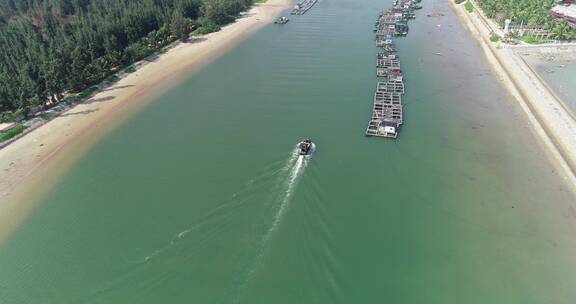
[275,16,289,24]
[291,0,318,15]
[298,139,314,155]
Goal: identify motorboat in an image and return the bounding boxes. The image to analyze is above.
[275,16,289,24]
[298,139,314,155]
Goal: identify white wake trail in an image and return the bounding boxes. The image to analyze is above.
[269,154,305,232]
[229,151,310,304]
[139,157,290,264]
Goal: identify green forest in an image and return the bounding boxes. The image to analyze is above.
[475,0,576,39]
[0,0,256,118]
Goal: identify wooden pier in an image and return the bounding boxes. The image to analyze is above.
[291,0,318,15]
[366,0,422,139]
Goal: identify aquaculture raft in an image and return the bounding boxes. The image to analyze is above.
[366,0,422,139]
[291,0,318,15]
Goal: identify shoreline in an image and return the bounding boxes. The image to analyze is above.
[447,0,576,191]
[0,0,291,243]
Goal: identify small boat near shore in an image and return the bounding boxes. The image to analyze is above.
[275,16,289,24]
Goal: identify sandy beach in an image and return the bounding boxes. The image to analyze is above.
[448,0,576,190]
[0,0,290,241]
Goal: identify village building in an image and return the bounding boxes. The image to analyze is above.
[551,3,576,27]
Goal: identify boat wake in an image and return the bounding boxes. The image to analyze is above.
[136,146,311,303]
[226,147,310,303]
[268,150,307,235]
[138,157,289,264]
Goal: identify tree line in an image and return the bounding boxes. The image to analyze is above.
[0,0,255,118]
[475,0,576,40]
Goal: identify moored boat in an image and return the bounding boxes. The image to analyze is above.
[275,16,289,24]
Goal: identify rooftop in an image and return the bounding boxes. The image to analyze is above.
[551,4,576,18]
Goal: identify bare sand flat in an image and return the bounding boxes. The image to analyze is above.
[0,0,290,242]
[448,0,576,191]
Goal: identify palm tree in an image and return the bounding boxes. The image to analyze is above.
[550,21,571,40]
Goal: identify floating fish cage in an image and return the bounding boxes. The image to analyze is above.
[366,0,422,139]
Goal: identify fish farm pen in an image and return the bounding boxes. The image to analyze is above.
[291,0,319,15]
[366,0,422,139]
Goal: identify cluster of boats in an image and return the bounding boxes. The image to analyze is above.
[275,0,318,25]
[374,0,422,38]
[366,0,422,139]
[291,0,318,15]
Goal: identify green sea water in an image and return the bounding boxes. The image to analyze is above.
[1,0,576,303]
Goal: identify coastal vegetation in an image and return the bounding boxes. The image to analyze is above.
[520,34,547,43]
[475,0,576,39]
[477,0,554,24]
[0,0,258,119]
[489,31,501,42]
[465,0,473,13]
[0,123,25,142]
[549,20,576,40]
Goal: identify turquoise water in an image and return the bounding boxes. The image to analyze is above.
[1,0,576,303]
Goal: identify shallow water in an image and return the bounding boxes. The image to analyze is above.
[532,60,576,115]
[1,0,576,303]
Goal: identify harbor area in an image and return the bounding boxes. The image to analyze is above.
[366,0,422,139]
[291,0,318,15]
